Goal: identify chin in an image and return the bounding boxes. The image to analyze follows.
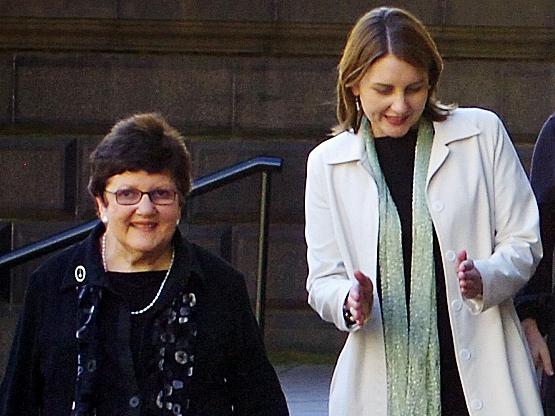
[386,127,411,138]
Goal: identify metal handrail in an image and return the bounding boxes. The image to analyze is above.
[0,156,282,336]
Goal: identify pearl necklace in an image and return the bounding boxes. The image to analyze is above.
[101,233,175,315]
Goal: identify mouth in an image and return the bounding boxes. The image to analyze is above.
[384,114,410,126]
[131,222,158,230]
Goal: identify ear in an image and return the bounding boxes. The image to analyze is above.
[95,196,108,219]
[176,205,183,224]
[351,84,360,97]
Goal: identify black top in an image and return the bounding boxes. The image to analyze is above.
[375,131,469,416]
[109,270,165,387]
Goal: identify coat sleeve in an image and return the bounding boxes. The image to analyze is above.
[471,113,543,313]
[0,273,44,416]
[515,115,555,331]
[225,271,289,416]
[304,148,358,332]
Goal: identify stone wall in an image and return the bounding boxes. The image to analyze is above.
[0,1,553,370]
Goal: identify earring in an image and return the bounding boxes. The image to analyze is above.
[101,215,108,224]
[355,96,361,112]
[176,218,181,226]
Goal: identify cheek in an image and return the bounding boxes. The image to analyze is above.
[161,208,181,224]
[412,92,429,109]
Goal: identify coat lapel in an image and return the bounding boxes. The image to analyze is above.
[427,111,481,187]
[323,130,374,178]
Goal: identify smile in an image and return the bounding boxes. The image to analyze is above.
[132,222,157,230]
[384,115,410,126]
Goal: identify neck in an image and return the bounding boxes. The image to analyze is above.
[101,233,173,272]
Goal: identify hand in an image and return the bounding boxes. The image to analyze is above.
[345,271,374,326]
[522,318,554,376]
[456,250,483,299]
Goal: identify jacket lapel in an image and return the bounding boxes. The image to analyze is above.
[427,112,481,187]
[323,130,374,177]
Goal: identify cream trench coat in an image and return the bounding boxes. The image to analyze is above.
[305,108,543,416]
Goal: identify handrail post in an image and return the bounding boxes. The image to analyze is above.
[255,170,272,337]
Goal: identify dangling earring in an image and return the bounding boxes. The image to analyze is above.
[176,218,181,226]
[355,96,361,113]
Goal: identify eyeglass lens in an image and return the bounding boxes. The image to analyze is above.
[113,188,176,205]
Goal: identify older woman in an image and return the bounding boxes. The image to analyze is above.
[305,6,543,416]
[0,113,289,416]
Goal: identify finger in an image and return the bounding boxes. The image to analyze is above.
[347,304,364,324]
[541,348,554,376]
[350,288,361,302]
[459,260,474,274]
[455,250,467,269]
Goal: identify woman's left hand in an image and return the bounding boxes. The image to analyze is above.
[456,250,483,299]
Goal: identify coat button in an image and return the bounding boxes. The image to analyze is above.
[459,349,472,361]
[446,250,456,262]
[471,399,483,410]
[432,200,444,212]
[129,396,140,408]
[451,299,463,311]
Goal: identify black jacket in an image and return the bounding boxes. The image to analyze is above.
[0,224,289,416]
[515,115,555,414]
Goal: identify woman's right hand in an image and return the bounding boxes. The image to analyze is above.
[522,318,554,376]
[345,271,374,326]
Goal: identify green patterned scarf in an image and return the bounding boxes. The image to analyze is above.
[362,116,440,416]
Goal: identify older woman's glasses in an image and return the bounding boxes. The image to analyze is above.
[105,188,178,205]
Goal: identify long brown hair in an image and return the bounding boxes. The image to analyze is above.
[334,7,455,134]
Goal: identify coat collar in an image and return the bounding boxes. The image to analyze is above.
[322,110,481,183]
[60,222,205,295]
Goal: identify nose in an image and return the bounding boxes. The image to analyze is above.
[136,193,157,214]
[390,92,409,113]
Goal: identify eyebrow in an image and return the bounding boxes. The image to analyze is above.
[372,79,426,88]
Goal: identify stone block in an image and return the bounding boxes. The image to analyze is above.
[187,137,320,223]
[0,0,116,18]
[514,143,534,176]
[443,0,554,27]
[120,0,275,21]
[501,62,555,138]
[0,136,77,217]
[264,307,347,354]
[440,60,555,140]
[178,223,233,262]
[234,57,337,134]
[0,302,20,378]
[14,54,234,133]
[231,223,307,307]
[9,220,80,305]
[76,136,103,219]
[277,0,441,24]
[440,60,505,118]
[0,54,12,125]
[0,222,12,301]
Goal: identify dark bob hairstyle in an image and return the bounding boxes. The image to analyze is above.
[88,113,192,206]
